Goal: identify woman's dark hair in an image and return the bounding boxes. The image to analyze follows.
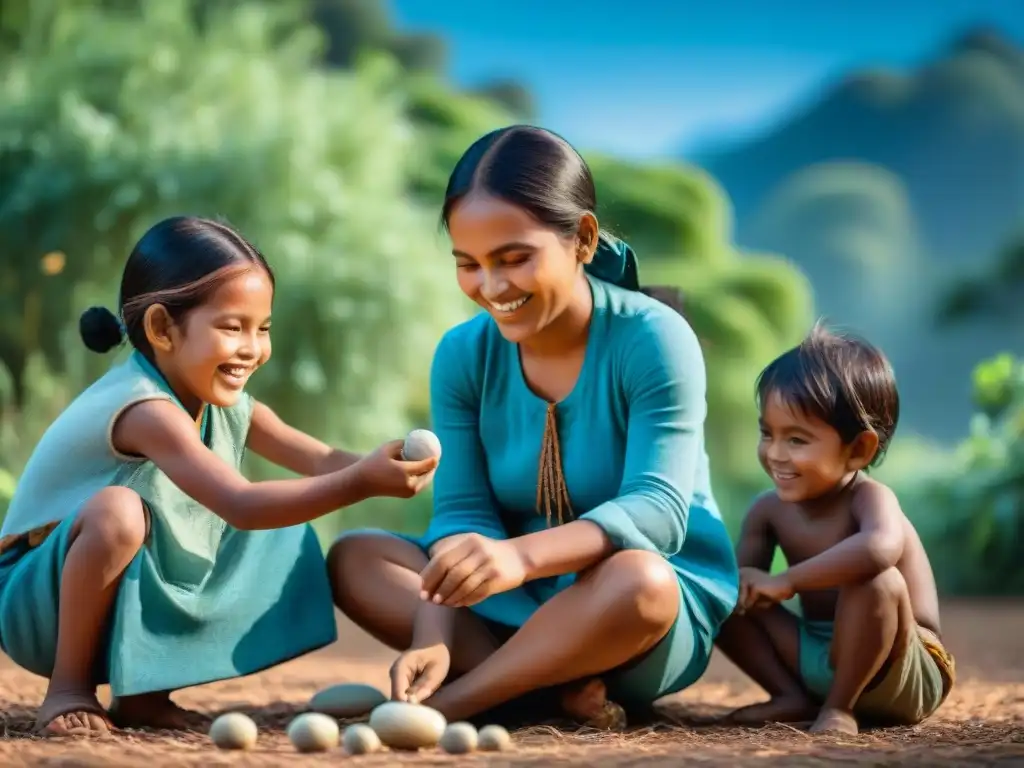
[442,124,684,317]
[755,322,900,467]
[79,216,274,357]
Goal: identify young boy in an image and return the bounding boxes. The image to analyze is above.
[715,324,955,735]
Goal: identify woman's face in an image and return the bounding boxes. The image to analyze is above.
[447,192,592,344]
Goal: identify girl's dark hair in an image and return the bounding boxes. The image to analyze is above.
[442,124,685,316]
[756,322,900,467]
[79,216,274,357]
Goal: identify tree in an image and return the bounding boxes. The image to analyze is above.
[0,0,467,480]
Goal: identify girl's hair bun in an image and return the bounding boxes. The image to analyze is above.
[79,306,125,353]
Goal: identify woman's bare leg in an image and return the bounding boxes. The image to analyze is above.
[36,487,148,735]
[327,531,502,671]
[422,550,679,722]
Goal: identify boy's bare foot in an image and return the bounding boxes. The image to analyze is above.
[560,678,627,731]
[723,694,819,725]
[809,706,858,735]
[35,690,113,736]
[110,692,206,731]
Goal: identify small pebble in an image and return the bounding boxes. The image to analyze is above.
[369,701,447,751]
[440,721,478,754]
[343,723,382,755]
[478,724,512,752]
[309,682,388,718]
[209,712,258,750]
[402,428,442,461]
[287,712,339,753]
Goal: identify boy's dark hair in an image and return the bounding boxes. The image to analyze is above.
[79,216,274,359]
[756,322,899,466]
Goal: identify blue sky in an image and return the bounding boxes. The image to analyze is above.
[390,0,1024,159]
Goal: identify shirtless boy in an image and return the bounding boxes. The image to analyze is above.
[715,325,956,735]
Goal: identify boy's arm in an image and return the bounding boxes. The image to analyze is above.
[778,482,905,594]
[735,493,778,570]
[246,400,362,476]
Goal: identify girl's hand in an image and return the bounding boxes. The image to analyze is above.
[419,534,527,607]
[355,440,438,499]
[390,643,451,703]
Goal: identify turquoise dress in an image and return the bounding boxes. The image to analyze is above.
[0,351,337,696]
[393,275,739,706]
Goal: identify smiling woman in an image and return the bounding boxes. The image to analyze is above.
[328,125,740,727]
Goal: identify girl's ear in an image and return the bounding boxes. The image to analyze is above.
[143,305,175,354]
[576,213,599,265]
[846,430,880,472]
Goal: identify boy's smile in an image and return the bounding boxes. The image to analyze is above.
[758,391,858,503]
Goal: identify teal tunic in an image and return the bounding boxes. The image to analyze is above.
[400,275,739,705]
[0,351,337,696]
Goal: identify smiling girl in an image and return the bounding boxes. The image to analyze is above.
[0,216,437,736]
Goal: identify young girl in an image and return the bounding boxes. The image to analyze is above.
[0,216,438,736]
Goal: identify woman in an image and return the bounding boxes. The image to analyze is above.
[329,125,739,726]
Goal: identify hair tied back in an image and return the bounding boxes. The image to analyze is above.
[79,306,126,354]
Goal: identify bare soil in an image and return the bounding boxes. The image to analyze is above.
[1,600,1022,766]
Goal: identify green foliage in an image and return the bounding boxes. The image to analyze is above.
[907,354,1024,594]
[0,0,469,538]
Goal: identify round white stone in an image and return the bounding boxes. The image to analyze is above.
[287,712,339,753]
[368,701,447,751]
[402,429,442,461]
[209,712,258,751]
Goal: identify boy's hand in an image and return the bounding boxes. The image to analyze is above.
[354,439,438,499]
[390,643,451,703]
[737,566,795,613]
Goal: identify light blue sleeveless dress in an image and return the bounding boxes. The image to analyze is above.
[0,351,337,696]
[369,276,739,707]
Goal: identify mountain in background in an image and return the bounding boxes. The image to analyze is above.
[692,26,1024,441]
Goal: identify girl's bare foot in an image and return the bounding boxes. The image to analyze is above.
[35,689,113,736]
[723,694,819,725]
[110,692,206,731]
[559,678,627,731]
[809,706,858,735]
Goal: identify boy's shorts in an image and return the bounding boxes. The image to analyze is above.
[798,618,956,725]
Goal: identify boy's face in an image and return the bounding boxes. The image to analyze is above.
[757,391,868,503]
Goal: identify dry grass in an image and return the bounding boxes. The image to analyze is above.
[1,600,1022,766]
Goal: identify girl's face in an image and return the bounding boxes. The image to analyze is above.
[150,268,273,415]
[447,192,592,344]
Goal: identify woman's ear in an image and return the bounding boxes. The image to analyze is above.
[143,304,176,354]
[576,212,600,265]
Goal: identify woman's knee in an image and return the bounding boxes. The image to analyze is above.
[327,530,427,577]
[592,550,679,633]
[74,486,148,555]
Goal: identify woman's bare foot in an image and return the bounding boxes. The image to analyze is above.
[559,678,627,731]
[809,706,858,735]
[35,689,113,736]
[723,694,820,725]
[109,692,206,731]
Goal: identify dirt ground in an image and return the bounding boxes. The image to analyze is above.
[1,600,1022,767]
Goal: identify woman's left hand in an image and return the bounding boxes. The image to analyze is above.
[419,534,528,607]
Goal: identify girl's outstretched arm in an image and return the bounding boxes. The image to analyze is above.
[114,399,437,530]
[246,400,362,476]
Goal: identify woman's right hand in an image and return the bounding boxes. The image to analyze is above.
[389,643,451,703]
[355,439,438,499]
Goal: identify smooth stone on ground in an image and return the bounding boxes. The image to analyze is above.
[368,701,447,751]
[343,723,382,755]
[402,428,442,461]
[440,722,478,754]
[209,712,258,750]
[478,724,512,751]
[287,712,340,753]
[308,683,388,718]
